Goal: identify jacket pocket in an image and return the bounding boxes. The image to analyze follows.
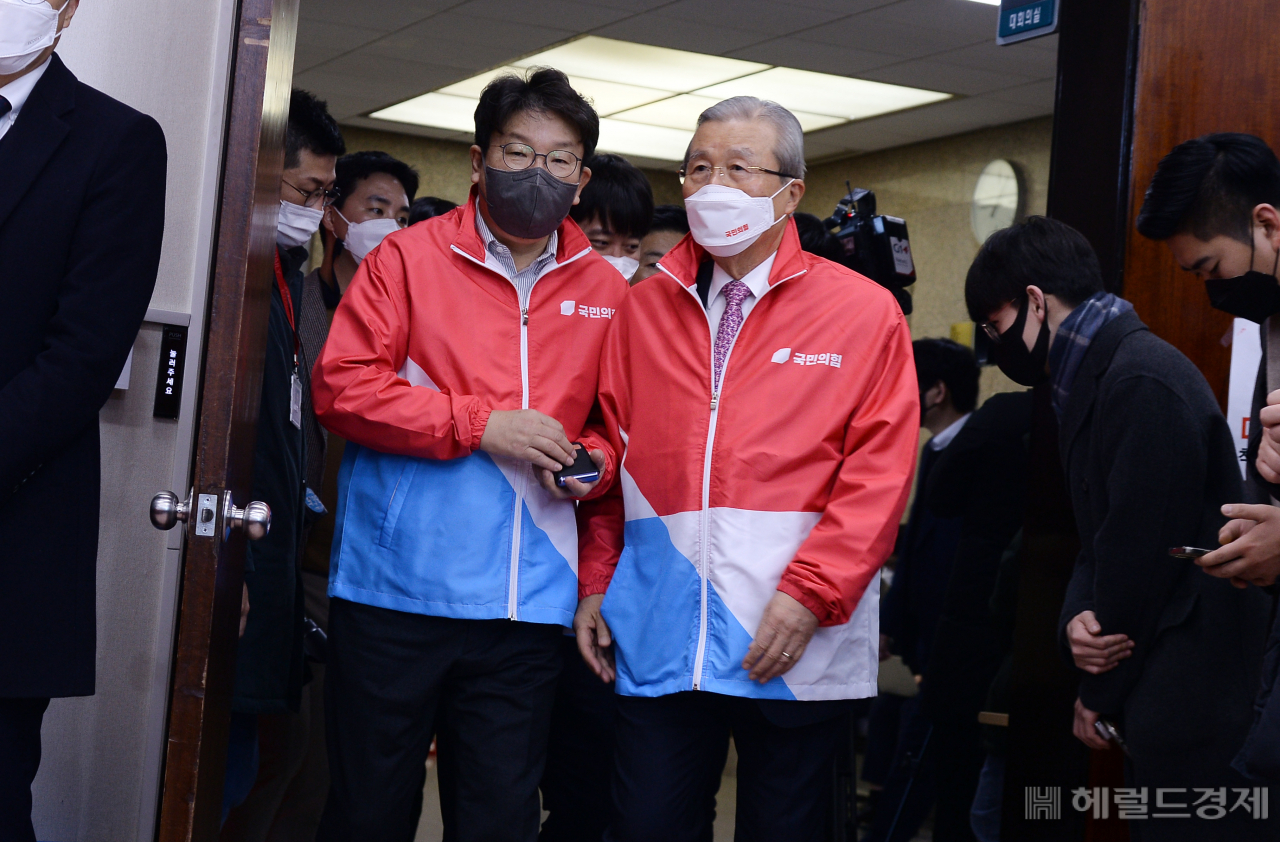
[377,460,418,549]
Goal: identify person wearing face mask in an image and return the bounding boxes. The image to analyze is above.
[1137,133,1280,783]
[567,152,654,284]
[311,69,626,841]
[575,97,918,841]
[632,205,689,285]
[219,89,345,827]
[966,217,1275,840]
[0,1,166,839]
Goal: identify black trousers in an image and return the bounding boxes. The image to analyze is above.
[539,635,617,842]
[606,691,843,842]
[0,697,49,842]
[317,599,562,842]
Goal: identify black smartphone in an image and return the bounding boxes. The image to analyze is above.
[554,444,599,487]
[1168,546,1213,559]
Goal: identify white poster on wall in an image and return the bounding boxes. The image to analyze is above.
[1227,318,1263,479]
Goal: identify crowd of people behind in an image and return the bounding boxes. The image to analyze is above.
[7,6,1280,841]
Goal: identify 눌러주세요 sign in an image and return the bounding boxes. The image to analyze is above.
[997,0,1059,45]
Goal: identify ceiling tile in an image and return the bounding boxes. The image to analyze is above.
[726,36,902,76]
[930,39,1058,79]
[591,14,768,55]
[981,78,1057,109]
[294,18,385,73]
[860,0,1000,43]
[294,54,466,115]
[452,0,636,30]
[653,0,852,34]
[792,15,985,59]
[360,12,575,70]
[299,0,447,31]
[860,59,1036,96]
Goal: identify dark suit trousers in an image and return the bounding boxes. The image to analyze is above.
[539,635,617,842]
[317,599,562,842]
[0,697,49,842]
[605,691,842,842]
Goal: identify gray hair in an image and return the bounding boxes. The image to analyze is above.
[686,96,806,178]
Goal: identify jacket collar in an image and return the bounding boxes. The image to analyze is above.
[0,53,75,232]
[657,217,810,290]
[451,185,593,266]
[1058,307,1148,458]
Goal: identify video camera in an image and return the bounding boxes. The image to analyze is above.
[823,185,917,314]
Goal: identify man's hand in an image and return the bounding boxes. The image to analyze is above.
[537,447,606,500]
[743,592,819,683]
[240,583,250,639]
[574,594,615,683]
[1198,504,1280,588]
[479,409,575,472]
[1258,389,1280,483]
[1066,610,1132,675]
[1072,697,1111,750]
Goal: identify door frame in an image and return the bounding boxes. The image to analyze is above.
[155,0,297,837]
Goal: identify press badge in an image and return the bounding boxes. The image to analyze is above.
[290,373,303,429]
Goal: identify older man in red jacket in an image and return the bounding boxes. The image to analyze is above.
[576,96,920,841]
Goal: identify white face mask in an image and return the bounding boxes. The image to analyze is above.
[601,254,639,281]
[0,0,61,76]
[684,180,794,257]
[335,208,400,264]
[277,200,324,250]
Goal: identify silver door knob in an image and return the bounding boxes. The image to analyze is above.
[224,492,271,541]
[150,490,190,530]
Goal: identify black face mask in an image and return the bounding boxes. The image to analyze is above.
[991,296,1051,387]
[1204,245,1280,324]
[483,165,578,240]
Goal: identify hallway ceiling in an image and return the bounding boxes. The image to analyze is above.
[293,0,1058,167]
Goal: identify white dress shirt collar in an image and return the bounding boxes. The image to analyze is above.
[0,57,53,142]
[706,252,777,333]
[928,412,972,451]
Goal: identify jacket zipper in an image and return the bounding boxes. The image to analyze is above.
[450,242,592,621]
[659,263,807,690]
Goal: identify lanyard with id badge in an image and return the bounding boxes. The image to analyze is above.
[274,251,303,429]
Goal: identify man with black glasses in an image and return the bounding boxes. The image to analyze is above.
[313,69,626,841]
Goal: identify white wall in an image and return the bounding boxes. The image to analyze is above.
[33,1,238,839]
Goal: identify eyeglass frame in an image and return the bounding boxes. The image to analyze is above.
[677,163,800,186]
[488,143,583,181]
[282,178,339,209]
[977,297,1027,345]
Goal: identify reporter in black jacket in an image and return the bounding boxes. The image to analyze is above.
[0,3,167,839]
[967,217,1274,841]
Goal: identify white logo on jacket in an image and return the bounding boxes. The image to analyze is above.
[561,300,615,319]
[772,348,842,368]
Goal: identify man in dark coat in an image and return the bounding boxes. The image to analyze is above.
[0,2,167,838]
[1135,133,1280,782]
[967,216,1275,841]
[221,89,344,821]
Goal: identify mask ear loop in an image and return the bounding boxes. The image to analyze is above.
[767,178,797,229]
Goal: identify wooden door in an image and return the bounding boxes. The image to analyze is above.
[155,0,297,837]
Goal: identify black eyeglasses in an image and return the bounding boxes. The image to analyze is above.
[282,179,339,209]
[490,143,582,180]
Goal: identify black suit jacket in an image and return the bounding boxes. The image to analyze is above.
[920,390,1032,725]
[0,55,166,698]
[1055,311,1270,773]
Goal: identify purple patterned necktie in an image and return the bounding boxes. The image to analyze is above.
[713,279,752,390]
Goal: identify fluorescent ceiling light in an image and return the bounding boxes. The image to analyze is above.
[966,0,1001,5]
[596,119,695,162]
[696,67,951,122]
[369,36,952,162]
[511,38,768,93]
